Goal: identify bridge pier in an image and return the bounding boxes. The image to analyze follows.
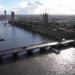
[50,46,60,54]
[33,49,40,54]
[69,41,75,47]
[27,50,33,55]
[1,54,13,63]
[13,52,19,59]
[40,47,46,53]
[18,51,27,59]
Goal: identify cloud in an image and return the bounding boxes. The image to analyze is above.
[1,0,75,15]
[0,0,7,14]
[14,0,43,14]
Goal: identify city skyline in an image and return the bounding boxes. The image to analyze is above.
[0,0,75,15]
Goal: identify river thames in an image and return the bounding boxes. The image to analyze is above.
[0,21,75,75]
[0,21,52,51]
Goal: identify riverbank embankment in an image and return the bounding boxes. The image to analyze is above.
[8,20,75,40]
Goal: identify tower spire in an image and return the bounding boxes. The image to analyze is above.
[43,12,48,27]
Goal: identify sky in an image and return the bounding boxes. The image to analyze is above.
[0,0,75,15]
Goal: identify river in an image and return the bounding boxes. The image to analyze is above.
[0,21,75,75]
[0,21,52,51]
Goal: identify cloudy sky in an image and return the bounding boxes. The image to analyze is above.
[0,0,75,15]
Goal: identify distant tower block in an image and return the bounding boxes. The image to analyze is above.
[4,10,6,16]
[4,10,7,19]
[11,11,15,20]
[43,13,48,27]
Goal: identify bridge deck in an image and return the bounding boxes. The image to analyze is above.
[0,40,74,56]
[26,40,74,50]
